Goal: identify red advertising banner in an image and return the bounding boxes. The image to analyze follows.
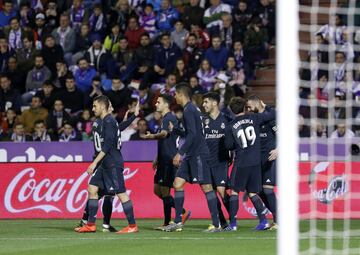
[0,162,259,219]
[1,162,359,219]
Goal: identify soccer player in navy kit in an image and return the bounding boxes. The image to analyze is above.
[164,83,221,233]
[143,94,191,229]
[76,96,138,234]
[246,95,278,230]
[225,97,275,231]
[202,92,231,229]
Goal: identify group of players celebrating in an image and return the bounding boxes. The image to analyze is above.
[74,82,277,234]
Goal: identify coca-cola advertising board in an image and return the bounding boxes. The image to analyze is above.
[0,162,359,219]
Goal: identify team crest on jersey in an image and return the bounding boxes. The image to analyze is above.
[204,118,210,128]
[221,123,225,129]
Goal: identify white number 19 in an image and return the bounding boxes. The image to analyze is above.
[237,126,256,148]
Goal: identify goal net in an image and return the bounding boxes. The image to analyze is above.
[279,0,360,254]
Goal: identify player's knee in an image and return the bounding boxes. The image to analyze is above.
[87,185,98,198]
[263,185,274,190]
[201,184,213,193]
[160,187,170,197]
[153,186,162,198]
[216,187,226,197]
[248,192,257,198]
[173,179,185,190]
[117,192,129,203]
[230,190,238,196]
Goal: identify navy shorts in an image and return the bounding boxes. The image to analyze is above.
[209,163,228,187]
[261,159,276,186]
[229,164,261,193]
[154,161,177,187]
[176,155,211,184]
[89,165,126,194]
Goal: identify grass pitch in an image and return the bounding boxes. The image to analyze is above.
[0,219,359,255]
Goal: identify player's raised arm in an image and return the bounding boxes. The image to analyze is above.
[119,100,140,131]
[257,102,276,125]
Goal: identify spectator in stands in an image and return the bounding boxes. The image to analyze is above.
[35,80,56,111]
[125,16,146,50]
[6,17,25,51]
[183,33,204,75]
[136,84,154,116]
[156,0,179,32]
[112,35,135,82]
[33,13,52,49]
[18,2,34,29]
[133,33,155,83]
[190,24,210,49]
[74,58,97,94]
[225,56,246,95]
[174,58,190,82]
[88,76,104,100]
[317,14,346,45]
[171,20,189,50]
[182,0,204,30]
[16,34,37,75]
[10,122,32,142]
[104,23,122,54]
[46,99,71,140]
[130,118,148,140]
[0,36,15,73]
[18,95,48,134]
[154,32,182,77]
[108,0,135,32]
[69,0,89,33]
[147,111,161,133]
[299,114,310,138]
[190,75,207,95]
[340,29,355,62]
[105,76,132,112]
[57,73,84,114]
[7,56,26,94]
[23,54,52,104]
[0,73,22,113]
[72,23,92,66]
[330,123,355,138]
[139,4,157,40]
[0,0,17,28]
[311,121,327,138]
[205,35,229,71]
[212,72,235,109]
[257,0,276,43]
[334,51,346,86]
[219,13,237,49]
[151,73,177,98]
[89,4,106,37]
[76,109,93,141]
[232,40,249,77]
[203,0,231,36]
[59,121,82,142]
[32,119,52,142]
[85,33,110,75]
[41,35,65,76]
[232,0,253,41]
[197,58,218,91]
[52,13,76,66]
[53,61,69,89]
[0,107,17,140]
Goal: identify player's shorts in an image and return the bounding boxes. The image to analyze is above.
[154,162,177,187]
[89,165,126,194]
[176,155,211,185]
[229,164,261,193]
[261,158,276,186]
[209,163,228,187]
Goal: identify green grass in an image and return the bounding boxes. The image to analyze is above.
[0,219,359,255]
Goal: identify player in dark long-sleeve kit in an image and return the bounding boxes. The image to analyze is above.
[202,92,232,229]
[225,97,275,231]
[143,95,191,229]
[75,102,138,232]
[164,83,221,233]
[247,95,278,231]
[76,96,139,234]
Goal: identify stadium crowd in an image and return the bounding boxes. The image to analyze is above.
[299,8,360,138]
[0,0,275,142]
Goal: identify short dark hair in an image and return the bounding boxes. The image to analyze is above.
[158,94,173,106]
[203,92,220,104]
[160,32,170,39]
[93,95,110,110]
[175,82,192,99]
[65,73,74,80]
[42,80,54,87]
[247,94,261,103]
[229,97,246,114]
[34,119,45,126]
[9,17,19,23]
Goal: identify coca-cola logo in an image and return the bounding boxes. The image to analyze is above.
[309,162,348,204]
[4,167,139,214]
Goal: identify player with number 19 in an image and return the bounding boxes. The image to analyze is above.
[225,97,275,231]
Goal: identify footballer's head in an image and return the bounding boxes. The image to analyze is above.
[202,92,220,114]
[93,95,110,117]
[246,94,262,113]
[175,82,192,105]
[156,94,172,113]
[229,97,246,115]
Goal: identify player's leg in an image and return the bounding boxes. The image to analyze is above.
[153,183,163,199]
[248,192,269,230]
[261,160,277,229]
[116,192,137,231]
[216,186,229,228]
[102,195,117,232]
[228,190,239,231]
[262,185,277,229]
[75,184,99,233]
[201,183,221,232]
[160,186,172,226]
